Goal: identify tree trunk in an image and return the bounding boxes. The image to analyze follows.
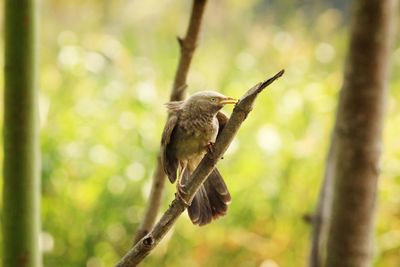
[325,0,396,266]
[2,0,41,266]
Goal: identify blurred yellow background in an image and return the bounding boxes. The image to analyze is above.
[1,0,399,266]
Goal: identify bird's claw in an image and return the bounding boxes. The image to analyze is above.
[176,183,190,207]
[207,142,215,153]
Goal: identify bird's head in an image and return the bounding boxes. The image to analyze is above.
[186,91,238,114]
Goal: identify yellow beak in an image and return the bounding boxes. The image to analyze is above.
[219,97,238,105]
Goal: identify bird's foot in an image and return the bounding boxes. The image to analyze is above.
[176,183,190,207]
[206,142,215,153]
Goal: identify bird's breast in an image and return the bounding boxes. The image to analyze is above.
[173,117,219,160]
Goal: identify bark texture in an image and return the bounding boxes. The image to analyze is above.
[133,0,208,244]
[325,0,396,266]
[2,0,41,266]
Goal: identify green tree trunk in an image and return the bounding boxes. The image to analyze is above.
[325,0,396,266]
[2,0,41,266]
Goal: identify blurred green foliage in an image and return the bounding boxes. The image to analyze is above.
[1,1,399,266]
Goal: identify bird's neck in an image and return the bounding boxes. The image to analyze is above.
[180,107,216,131]
[183,105,216,121]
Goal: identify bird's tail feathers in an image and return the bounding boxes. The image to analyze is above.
[187,168,231,226]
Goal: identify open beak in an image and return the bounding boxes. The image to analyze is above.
[219,97,238,105]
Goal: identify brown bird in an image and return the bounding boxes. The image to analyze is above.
[161,91,237,226]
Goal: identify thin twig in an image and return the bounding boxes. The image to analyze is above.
[133,0,208,244]
[308,131,337,267]
[116,70,285,267]
[133,155,165,244]
[171,0,207,101]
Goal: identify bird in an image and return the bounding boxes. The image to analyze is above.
[161,91,237,226]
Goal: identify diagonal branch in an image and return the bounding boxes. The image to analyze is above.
[116,70,284,267]
[133,0,208,244]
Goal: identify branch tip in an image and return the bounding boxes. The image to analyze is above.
[259,69,285,91]
[238,70,285,104]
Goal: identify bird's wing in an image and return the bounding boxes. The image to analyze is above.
[216,111,229,137]
[161,112,180,183]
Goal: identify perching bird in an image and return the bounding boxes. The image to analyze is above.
[161,91,237,226]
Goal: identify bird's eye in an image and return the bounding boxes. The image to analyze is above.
[210,98,216,102]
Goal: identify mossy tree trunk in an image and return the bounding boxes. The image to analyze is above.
[2,0,41,266]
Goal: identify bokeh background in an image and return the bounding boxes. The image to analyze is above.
[1,0,400,266]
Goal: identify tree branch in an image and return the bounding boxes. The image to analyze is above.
[171,0,207,101]
[133,0,208,244]
[133,155,165,244]
[308,131,337,267]
[116,70,284,267]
